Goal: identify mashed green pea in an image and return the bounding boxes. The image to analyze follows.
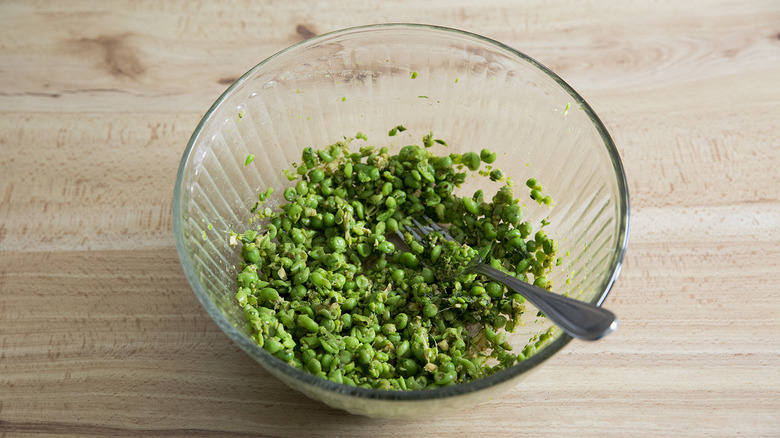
[231,128,560,390]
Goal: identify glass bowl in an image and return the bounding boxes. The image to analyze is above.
[173,24,629,418]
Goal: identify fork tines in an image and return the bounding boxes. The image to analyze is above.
[422,215,454,241]
[397,215,456,243]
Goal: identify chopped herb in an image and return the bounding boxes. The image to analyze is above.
[422,131,434,148]
[388,125,407,136]
[282,169,297,181]
[244,154,254,166]
[411,71,418,79]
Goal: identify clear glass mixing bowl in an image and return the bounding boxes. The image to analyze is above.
[173,24,629,418]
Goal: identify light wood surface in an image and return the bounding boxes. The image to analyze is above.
[2,1,779,436]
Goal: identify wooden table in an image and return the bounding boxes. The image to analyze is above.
[2,1,778,436]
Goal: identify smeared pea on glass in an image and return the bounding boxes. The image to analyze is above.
[231,129,560,391]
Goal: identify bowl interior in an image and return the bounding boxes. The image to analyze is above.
[173,24,629,417]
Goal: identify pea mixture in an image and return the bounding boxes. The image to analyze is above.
[232,129,559,390]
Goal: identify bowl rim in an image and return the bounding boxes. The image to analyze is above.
[173,23,630,403]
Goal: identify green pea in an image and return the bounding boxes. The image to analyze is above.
[423,303,438,318]
[328,236,346,253]
[306,357,322,374]
[321,353,334,370]
[434,369,457,385]
[436,155,452,168]
[421,268,435,284]
[356,243,371,258]
[397,358,419,378]
[323,253,344,269]
[430,245,442,264]
[297,314,320,333]
[340,313,353,329]
[295,180,309,196]
[317,149,334,162]
[481,222,497,240]
[470,285,486,296]
[355,275,370,290]
[505,228,522,240]
[356,326,376,344]
[309,168,325,183]
[395,340,411,358]
[430,206,444,224]
[377,240,395,254]
[352,201,365,220]
[320,337,341,354]
[289,260,306,274]
[263,337,283,354]
[235,288,248,306]
[385,217,399,233]
[543,238,557,255]
[381,323,397,336]
[501,204,522,225]
[357,344,375,364]
[458,356,478,376]
[507,236,525,249]
[486,281,503,298]
[344,335,360,351]
[284,187,297,202]
[331,273,346,290]
[394,312,409,330]
[461,151,481,171]
[237,269,258,287]
[260,287,280,302]
[391,269,405,284]
[287,204,303,222]
[323,213,336,228]
[290,285,306,301]
[462,197,479,214]
[400,252,419,269]
[309,271,330,289]
[533,276,549,289]
[518,221,533,238]
[480,148,497,164]
[293,267,310,285]
[243,246,260,264]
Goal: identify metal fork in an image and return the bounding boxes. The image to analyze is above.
[400,216,618,341]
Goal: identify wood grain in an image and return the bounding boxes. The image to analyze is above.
[1,1,779,436]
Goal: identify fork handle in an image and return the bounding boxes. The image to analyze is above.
[470,263,618,341]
